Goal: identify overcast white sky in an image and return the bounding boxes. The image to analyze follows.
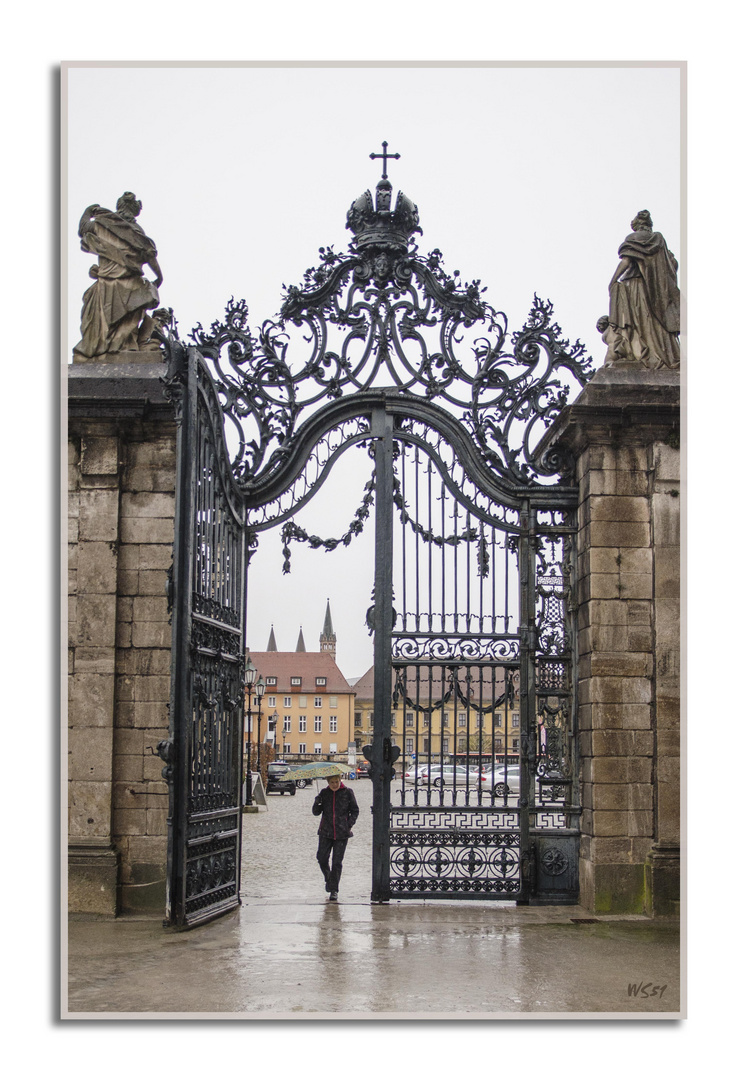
[65,63,681,677]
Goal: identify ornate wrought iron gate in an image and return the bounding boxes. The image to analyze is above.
[162,342,248,928]
[162,149,591,919]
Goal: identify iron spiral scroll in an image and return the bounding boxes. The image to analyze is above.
[174,168,593,497]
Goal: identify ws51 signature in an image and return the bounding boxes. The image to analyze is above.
[627,982,667,999]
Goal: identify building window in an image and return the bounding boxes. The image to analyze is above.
[406,712,414,727]
[476,716,484,729]
[423,717,430,729]
[299,716,307,732]
[512,738,519,750]
[267,696,276,707]
[283,716,292,733]
[423,737,431,753]
[458,712,467,727]
[329,696,337,707]
[512,713,520,728]
[405,738,413,754]
[314,744,322,754]
[329,742,337,754]
[442,738,449,753]
[316,677,326,686]
[291,677,301,686]
[314,696,323,708]
[368,712,373,724]
[457,736,466,752]
[314,716,322,732]
[283,743,291,755]
[355,712,362,728]
[496,737,504,749]
[298,743,306,754]
[355,738,362,750]
[266,677,277,686]
[283,696,292,707]
[298,695,307,707]
[329,717,337,733]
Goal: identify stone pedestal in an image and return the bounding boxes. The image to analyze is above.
[68,353,175,915]
[538,365,680,916]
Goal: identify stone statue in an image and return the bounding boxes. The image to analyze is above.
[604,210,680,369]
[73,192,163,360]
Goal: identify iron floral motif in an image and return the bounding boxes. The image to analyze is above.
[185,176,593,492]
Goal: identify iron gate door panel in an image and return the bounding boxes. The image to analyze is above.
[383,431,580,903]
[164,345,248,928]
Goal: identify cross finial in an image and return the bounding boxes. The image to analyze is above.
[370,140,400,180]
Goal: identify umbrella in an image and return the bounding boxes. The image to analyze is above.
[284,761,351,781]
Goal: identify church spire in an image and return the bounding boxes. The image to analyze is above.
[320,599,337,662]
[296,627,307,652]
[266,625,278,651]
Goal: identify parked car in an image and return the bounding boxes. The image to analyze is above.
[422,765,480,788]
[479,765,520,797]
[403,763,433,784]
[265,761,297,795]
[356,763,371,779]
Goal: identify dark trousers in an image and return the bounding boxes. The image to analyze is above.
[316,836,348,892]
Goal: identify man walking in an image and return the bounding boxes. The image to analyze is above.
[312,774,359,901]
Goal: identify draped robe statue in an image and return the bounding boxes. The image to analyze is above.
[73,192,163,360]
[603,210,680,369]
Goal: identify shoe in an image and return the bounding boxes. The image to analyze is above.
[329,891,338,901]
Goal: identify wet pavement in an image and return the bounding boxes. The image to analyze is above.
[66,780,681,1018]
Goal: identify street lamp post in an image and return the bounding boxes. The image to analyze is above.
[244,658,257,805]
[270,711,279,755]
[255,675,266,796]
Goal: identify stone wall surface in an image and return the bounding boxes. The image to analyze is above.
[542,367,680,916]
[68,362,175,915]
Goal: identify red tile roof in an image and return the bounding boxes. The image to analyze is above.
[246,650,353,696]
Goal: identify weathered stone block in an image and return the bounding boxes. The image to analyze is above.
[68,727,114,782]
[589,520,650,548]
[589,495,650,522]
[587,756,652,784]
[146,808,168,835]
[137,544,173,570]
[113,809,147,835]
[115,622,132,648]
[132,596,169,623]
[76,594,117,647]
[68,844,119,916]
[591,784,653,811]
[121,491,175,519]
[129,439,176,469]
[579,676,651,706]
[591,730,654,757]
[117,544,140,570]
[120,517,175,544]
[626,600,651,625]
[133,675,171,702]
[113,782,147,810]
[81,436,119,475]
[74,647,116,674]
[586,702,652,732]
[590,810,629,836]
[584,599,631,627]
[627,627,653,652]
[79,490,119,542]
[653,547,680,598]
[652,491,680,547]
[620,573,653,599]
[68,673,115,727]
[588,653,652,679]
[586,573,620,600]
[132,622,172,649]
[652,442,680,483]
[77,541,118,593]
[117,569,139,596]
[126,700,169,728]
[68,781,113,838]
[580,860,646,915]
[138,570,171,596]
[124,465,176,494]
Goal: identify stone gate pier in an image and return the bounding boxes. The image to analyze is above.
[68,354,176,915]
[538,366,680,916]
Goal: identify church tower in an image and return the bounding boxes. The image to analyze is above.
[320,599,337,662]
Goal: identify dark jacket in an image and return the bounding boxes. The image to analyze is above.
[312,783,359,840]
